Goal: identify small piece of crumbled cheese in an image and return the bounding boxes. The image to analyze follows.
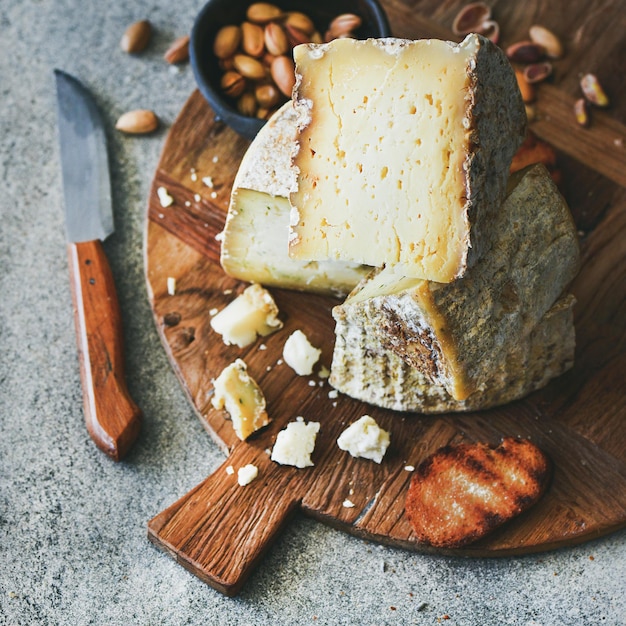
[308,380,316,387]
[215,231,224,242]
[210,191,218,199]
[237,464,259,486]
[318,365,330,379]
[202,176,214,188]
[185,200,191,207]
[211,359,270,440]
[337,415,391,464]
[167,276,176,295]
[209,308,219,316]
[328,389,339,399]
[157,186,174,208]
[225,465,235,475]
[271,417,320,468]
[343,499,355,508]
[259,344,267,351]
[282,330,322,376]
[212,155,219,163]
[210,284,283,348]
[404,465,415,472]
[194,193,201,202]
[190,169,198,182]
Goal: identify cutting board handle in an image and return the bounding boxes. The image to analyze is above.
[148,445,301,596]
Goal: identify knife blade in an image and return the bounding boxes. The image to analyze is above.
[54,69,141,461]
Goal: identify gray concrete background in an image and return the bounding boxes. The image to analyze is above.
[0,1,624,624]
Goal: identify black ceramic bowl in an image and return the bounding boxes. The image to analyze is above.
[190,0,391,139]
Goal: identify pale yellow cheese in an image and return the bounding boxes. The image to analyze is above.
[211,359,270,440]
[289,34,526,282]
[220,103,370,296]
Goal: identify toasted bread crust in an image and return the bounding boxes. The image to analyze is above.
[405,438,551,548]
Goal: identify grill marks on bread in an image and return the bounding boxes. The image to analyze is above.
[405,438,551,548]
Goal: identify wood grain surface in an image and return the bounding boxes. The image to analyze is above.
[145,0,626,595]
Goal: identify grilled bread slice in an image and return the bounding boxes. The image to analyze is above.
[405,437,551,548]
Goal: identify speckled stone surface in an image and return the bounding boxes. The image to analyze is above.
[0,1,624,624]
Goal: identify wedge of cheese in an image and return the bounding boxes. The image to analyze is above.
[330,293,576,413]
[333,164,580,401]
[289,34,527,282]
[220,102,370,296]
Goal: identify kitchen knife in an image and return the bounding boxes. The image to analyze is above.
[54,69,141,461]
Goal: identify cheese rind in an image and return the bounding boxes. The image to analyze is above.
[335,164,580,400]
[211,359,271,440]
[330,294,576,413]
[220,103,370,296]
[289,35,526,282]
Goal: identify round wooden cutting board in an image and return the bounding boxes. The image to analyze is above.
[144,89,626,595]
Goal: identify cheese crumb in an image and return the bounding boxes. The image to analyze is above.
[167,276,176,295]
[337,415,391,464]
[237,464,259,486]
[157,186,174,208]
[202,176,214,188]
[282,330,322,376]
[343,499,355,508]
[211,359,270,440]
[271,417,320,468]
[211,283,283,348]
[404,465,415,472]
[328,389,339,399]
[225,465,235,475]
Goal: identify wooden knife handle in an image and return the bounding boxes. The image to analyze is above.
[67,240,142,461]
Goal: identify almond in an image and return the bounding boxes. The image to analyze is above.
[115,109,159,134]
[214,25,241,59]
[241,22,265,57]
[285,23,311,47]
[271,55,296,97]
[164,35,190,64]
[120,19,152,53]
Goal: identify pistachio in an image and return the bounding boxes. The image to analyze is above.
[264,22,289,56]
[506,41,545,64]
[452,2,491,35]
[271,55,296,97]
[574,98,590,127]
[164,35,190,64]
[115,109,159,134]
[233,54,267,80]
[237,92,258,117]
[523,61,553,84]
[284,11,315,34]
[120,19,152,53]
[255,83,281,108]
[529,25,563,59]
[221,71,246,98]
[246,2,283,24]
[328,13,362,38]
[478,20,499,45]
[514,69,535,104]
[241,21,265,57]
[285,23,312,47]
[580,73,609,107]
[214,25,241,59]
